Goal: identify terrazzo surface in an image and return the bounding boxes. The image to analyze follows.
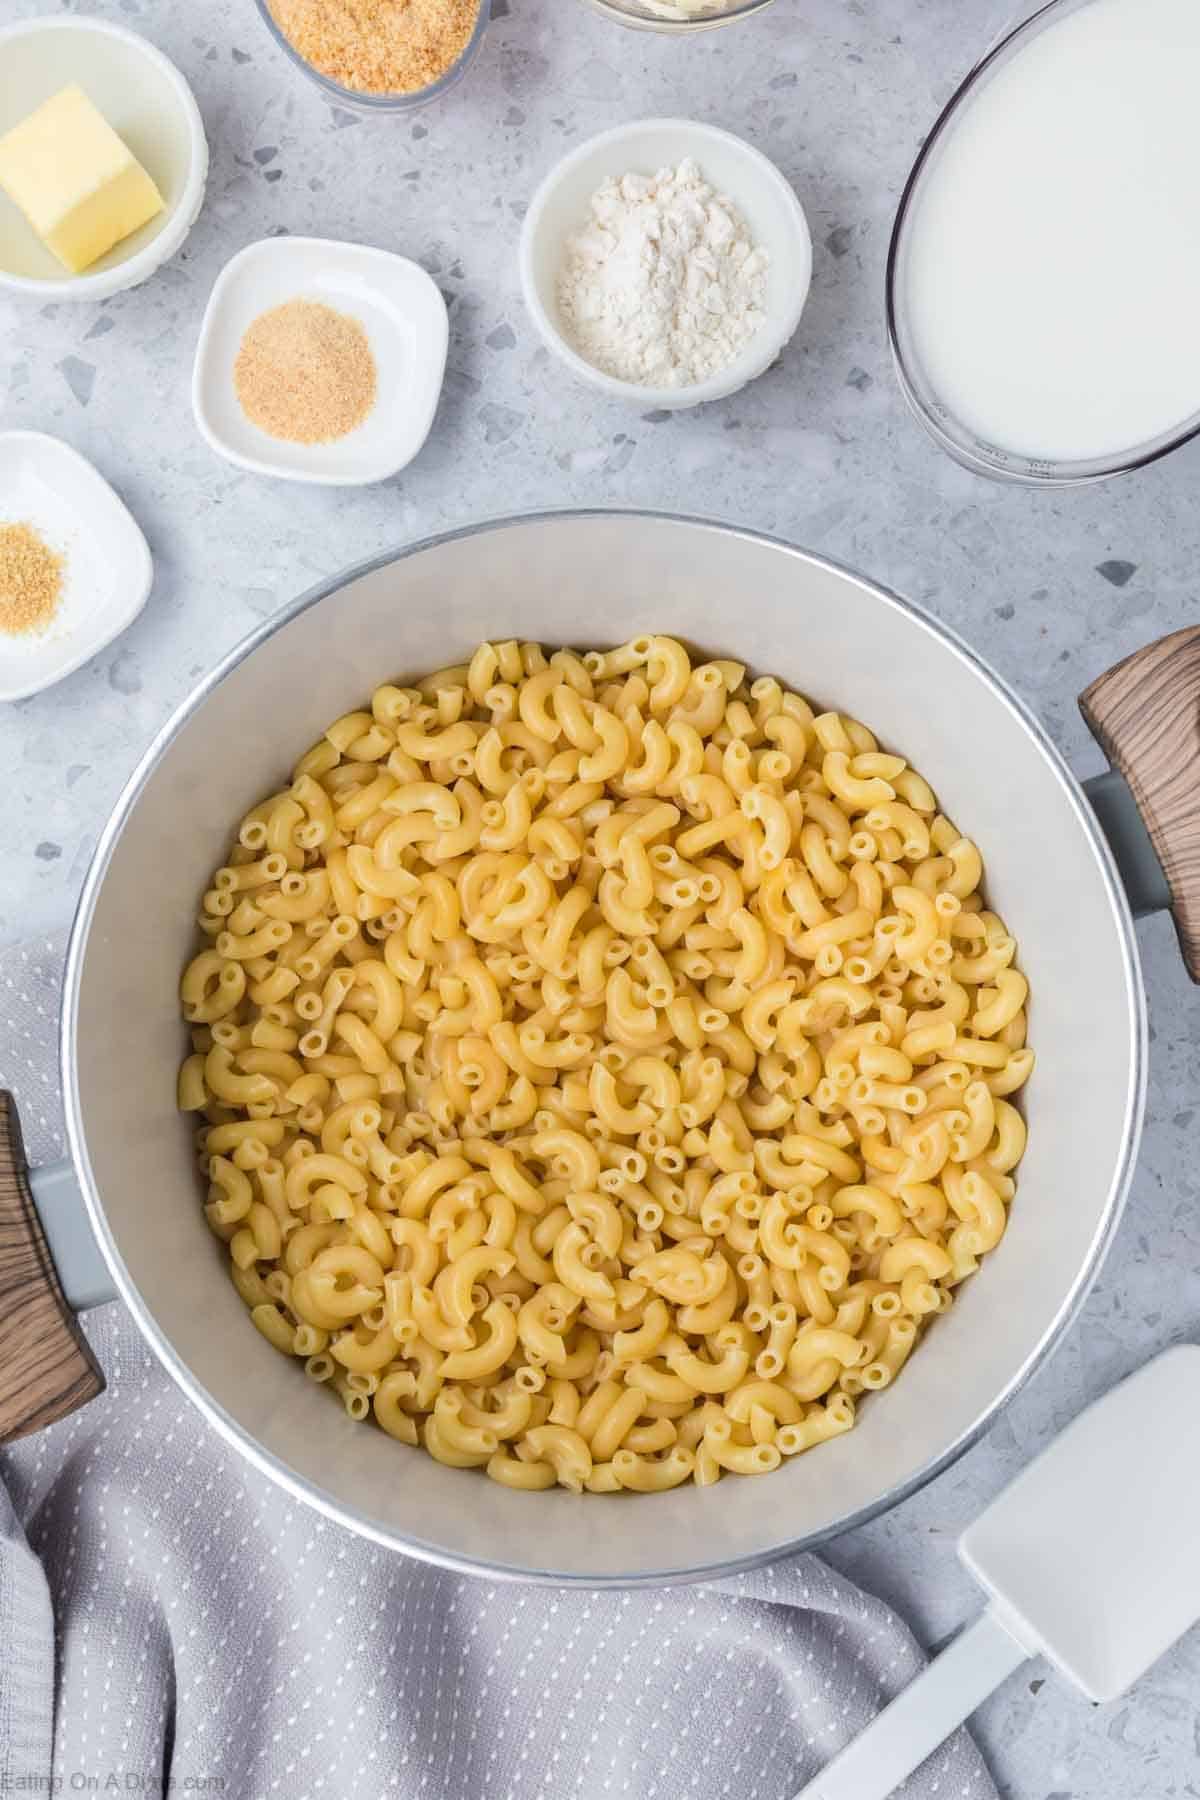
[1,1,1198,1795]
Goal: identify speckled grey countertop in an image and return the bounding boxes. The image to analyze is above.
[1,1,1198,1793]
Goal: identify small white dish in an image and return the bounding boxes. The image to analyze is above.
[0,16,208,303]
[520,118,812,411]
[0,432,153,703]
[193,237,449,486]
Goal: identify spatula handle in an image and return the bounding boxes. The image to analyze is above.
[794,1607,1030,1800]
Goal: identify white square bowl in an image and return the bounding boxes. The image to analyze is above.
[192,237,449,486]
[0,431,153,703]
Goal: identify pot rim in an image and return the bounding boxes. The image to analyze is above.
[61,508,1148,1587]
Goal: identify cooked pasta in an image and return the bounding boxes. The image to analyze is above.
[178,635,1032,1494]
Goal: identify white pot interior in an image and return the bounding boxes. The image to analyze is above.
[66,514,1143,1583]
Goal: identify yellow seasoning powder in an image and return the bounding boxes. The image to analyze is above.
[0,521,64,636]
[234,299,377,445]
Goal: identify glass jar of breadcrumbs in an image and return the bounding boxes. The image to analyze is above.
[252,0,489,113]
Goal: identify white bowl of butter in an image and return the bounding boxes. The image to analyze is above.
[0,16,207,302]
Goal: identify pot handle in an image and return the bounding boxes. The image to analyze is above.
[0,1091,105,1442]
[1080,625,1200,983]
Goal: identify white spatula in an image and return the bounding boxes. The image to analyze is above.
[796,1343,1200,1800]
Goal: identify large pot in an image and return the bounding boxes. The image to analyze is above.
[2,512,1196,1586]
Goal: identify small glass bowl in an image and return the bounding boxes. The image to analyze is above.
[252,0,489,112]
[886,0,1200,486]
[581,0,777,32]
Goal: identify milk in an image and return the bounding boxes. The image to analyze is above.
[900,0,1200,466]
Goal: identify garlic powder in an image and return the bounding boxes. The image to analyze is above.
[556,158,769,389]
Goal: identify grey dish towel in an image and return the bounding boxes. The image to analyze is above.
[0,934,996,1800]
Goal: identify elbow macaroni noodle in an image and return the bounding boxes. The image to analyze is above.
[179,636,1032,1495]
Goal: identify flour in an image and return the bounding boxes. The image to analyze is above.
[556,157,769,389]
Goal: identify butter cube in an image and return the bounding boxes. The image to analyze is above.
[0,84,164,275]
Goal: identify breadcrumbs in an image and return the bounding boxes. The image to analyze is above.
[234,299,377,445]
[0,522,64,636]
[268,0,481,95]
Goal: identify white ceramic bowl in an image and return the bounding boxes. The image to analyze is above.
[192,237,449,486]
[0,431,153,703]
[520,119,812,411]
[0,16,208,304]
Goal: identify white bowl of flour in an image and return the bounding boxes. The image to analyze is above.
[520,118,812,410]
